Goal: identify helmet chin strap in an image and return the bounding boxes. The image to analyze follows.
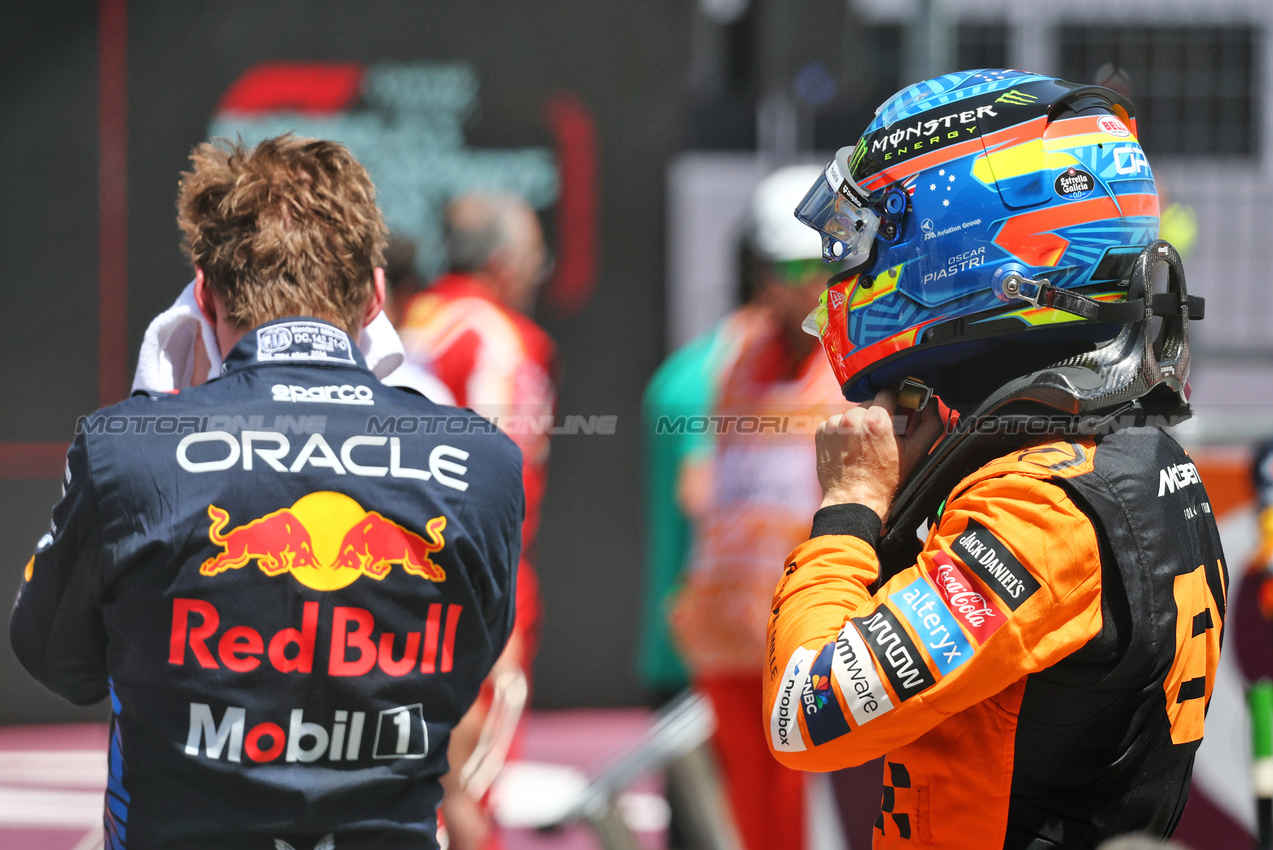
[876,240,1202,567]
[996,270,1204,325]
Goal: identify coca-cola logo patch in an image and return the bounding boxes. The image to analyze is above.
[926,552,1007,645]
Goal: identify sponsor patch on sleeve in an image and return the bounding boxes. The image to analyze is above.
[850,606,936,702]
[831,622,895,726]
[770,646,814,752]
[891,576,975,676]
[801,643,852,745]
[951,519,1041,611]
[926,552,1007,645]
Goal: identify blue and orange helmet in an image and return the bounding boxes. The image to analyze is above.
[798,69,1161,401]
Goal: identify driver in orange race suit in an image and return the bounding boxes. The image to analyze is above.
[762,70,1227,849]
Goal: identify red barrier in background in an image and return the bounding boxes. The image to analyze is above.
[98,0,128,409]
[543,93,600,319]
[0,0,128,481]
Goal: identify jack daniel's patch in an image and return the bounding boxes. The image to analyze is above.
[951,519,1041,611]
[256,322,356,365]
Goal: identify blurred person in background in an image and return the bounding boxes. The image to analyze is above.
[9,135,522,848]
[637,241,760,705]
[1248,441,1273,620]
[766,70,1224,848]
[379,234,455,405]
[667,165,856,850]
[398,192,557,850]
[637,244,758,850]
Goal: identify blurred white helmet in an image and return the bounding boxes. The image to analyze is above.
[749,165,825,262]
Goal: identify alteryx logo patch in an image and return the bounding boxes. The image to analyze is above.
[891,576,975,677]
[831,623,895,726]
[801,643,851,745]
[771,647,813,752]
[850,606,936,702]
[952,520,1041,611]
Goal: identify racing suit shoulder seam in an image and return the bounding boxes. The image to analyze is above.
[941,470,1104,611]
[76,432,110,597]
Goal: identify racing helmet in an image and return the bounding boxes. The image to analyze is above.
[798,69,1162,401]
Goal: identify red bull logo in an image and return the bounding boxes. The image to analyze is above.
[200,492,446,590]
[168,598,463,677]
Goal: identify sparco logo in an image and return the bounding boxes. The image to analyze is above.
[952,520,1041,612]
[850,606,936,702]
[869,105,997,155]
[770,646,813,752]
[273,384,375,405]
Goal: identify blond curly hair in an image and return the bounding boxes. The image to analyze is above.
[177,134,387,335]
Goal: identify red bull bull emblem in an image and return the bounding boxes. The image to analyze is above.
[201,492,446,590]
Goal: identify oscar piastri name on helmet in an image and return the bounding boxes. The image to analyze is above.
[922,247,986,286]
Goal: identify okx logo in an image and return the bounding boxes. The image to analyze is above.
[201,492,446,590]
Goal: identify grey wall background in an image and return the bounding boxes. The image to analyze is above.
[0,0,693,723]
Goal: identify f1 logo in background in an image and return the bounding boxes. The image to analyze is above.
[372,704,428,759]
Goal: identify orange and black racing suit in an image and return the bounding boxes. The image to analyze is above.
[764,425,1227,849]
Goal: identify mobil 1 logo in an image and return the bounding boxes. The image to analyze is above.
[372,703,428,759]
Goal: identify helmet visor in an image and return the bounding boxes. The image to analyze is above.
[794,147,880,265]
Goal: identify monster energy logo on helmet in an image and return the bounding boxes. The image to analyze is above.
[995,89,1039,105]
[851,103,1000,182]
[867,105,998,156]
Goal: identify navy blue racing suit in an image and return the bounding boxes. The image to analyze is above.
[10,317,523,849]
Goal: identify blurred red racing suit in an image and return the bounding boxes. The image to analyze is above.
[399,273,558,665]
[765,425,1227,849]
[10,319,523,850]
